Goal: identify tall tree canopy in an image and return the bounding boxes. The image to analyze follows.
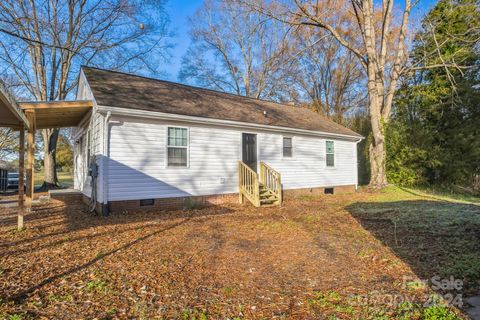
[0,0,171,188]
[179,0,292,100]
[238,0,407,187]
[0,128,17,159]
[284,17,367,124]
[181,0,367,124]
[56,133,73,172]
[387,0,480,189]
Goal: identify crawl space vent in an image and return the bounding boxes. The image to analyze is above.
[324,188,334,195]
[140,199,155,206]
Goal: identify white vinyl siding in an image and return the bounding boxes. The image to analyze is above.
[260,133,356,189]
[107,116,358,201]
[108,118,240,201]
[74,111,105,201]
[73,71,105,202]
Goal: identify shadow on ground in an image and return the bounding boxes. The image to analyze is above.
[0,198,235,304]
[346,199,480,296]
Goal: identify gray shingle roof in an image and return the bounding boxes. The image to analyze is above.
[82,66,361,138]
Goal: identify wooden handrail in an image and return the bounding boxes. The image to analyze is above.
[259,161,282,205]
[238,161,260,207]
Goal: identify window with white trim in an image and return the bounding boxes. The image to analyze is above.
[283,137,292,157]
[167,127,188,167]
[326,140,335,167]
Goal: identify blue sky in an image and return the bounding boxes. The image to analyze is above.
[163,0,204,80]
[163,0,439,81]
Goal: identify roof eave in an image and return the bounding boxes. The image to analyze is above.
[97,105,364,141]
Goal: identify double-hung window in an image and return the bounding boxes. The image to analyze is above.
[283,137,292,157]
[326,140,335,167]
[167,127,188,167]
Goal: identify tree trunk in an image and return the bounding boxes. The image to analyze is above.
[369,138,388,187]
[41,128,60,189]
[366,71,388,188]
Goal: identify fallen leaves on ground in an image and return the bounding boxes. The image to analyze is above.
[0,188,477,319]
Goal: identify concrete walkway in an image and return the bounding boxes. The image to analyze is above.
[467,296,480,320]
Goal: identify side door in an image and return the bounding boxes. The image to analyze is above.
[242,133,257,172]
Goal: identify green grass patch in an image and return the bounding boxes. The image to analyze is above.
[34,170,73,187]
[181,308,208,320]
[373,185,480,205]
[407,186,480,205]
[221,286,235,295]
[308,290,356,316]
[422,304,461,320]
[47,293,73,303]
[84,280,108,294]
[441,253,480,280]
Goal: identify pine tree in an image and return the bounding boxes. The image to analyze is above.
[387,0,480,188]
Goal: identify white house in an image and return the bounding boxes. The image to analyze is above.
[73,66,363,214]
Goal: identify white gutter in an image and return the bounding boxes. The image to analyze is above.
[102,111,111,212]
[354,139,362,190]
[97,105,364,141]
[72,126,86,141]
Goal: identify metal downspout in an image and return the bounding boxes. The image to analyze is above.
[102,111,111,215]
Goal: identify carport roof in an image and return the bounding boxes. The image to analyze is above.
[1,77,94,130]
[19,100,93,129]
[0,81,29,129]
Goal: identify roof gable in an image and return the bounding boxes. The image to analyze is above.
[82,66,361,138]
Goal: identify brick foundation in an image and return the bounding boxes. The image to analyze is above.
[79,184,356,214]
[49,190,83,205]
[107,193,238,213]
[282,185,356,200]
[82,194,105,214]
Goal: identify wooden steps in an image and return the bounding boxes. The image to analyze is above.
[239,161,282,207]
[259,184,279,205]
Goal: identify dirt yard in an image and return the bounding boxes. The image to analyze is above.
[0,187,479,319]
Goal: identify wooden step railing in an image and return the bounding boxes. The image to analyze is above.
[259,161,282,205]
[238,161,260,207]
[239,160,282,207]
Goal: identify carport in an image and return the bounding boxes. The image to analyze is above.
[0,81,92,229]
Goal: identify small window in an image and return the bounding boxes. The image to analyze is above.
[326,140,335,167]
[324,187,334,194]
[140,199,154,206]
[283,137,292,157]
[167,127,188,167]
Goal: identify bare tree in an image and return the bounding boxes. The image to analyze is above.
[286,24,367,124]
[179,0,292,100]
[0,128,17,159]
[0,0,171,188]
[243,0,470,187]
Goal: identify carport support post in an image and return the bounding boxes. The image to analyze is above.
[24,111,35,230]
[17,123,25,230]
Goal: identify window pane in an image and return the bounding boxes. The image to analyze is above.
[168,147,187,166]
[326,154,335,167]
[326,141,334,154]
[283,137,292,157]
[168,127,187,146]
[283,147,292,157]
[168,128,175,145]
